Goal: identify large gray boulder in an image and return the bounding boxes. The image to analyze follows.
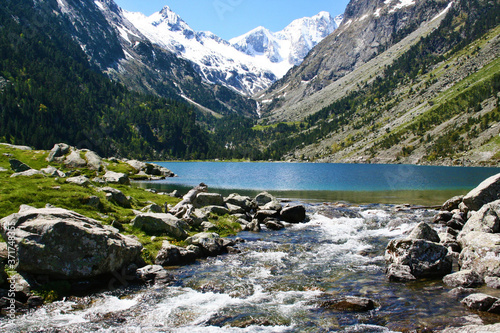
[385,239,452,281]
[84,150,103,171]
[46,143,70,162]
[458,231,500,277]
[64,150,87,168]
[255,192,277,207]
[280,205,306,223]
[225,194,256,212]
[193,193,224,208]
[126,159,147,171]
[103,171,130,185]
[463,173,500,211]
[460,200,500,235]
[443,270,484,288]
[131,213,188,239]
[0,207,142,279]
[408,222,440,243]
[155,241,201,266]
[186,232,225,256]
[200,205,230,216]
[442,195,464,212]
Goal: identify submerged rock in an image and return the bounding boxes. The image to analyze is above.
[443,270,484,288]
[0,207,143,279]
[320,296,376,312]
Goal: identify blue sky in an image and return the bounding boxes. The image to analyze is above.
[113,0,350,40]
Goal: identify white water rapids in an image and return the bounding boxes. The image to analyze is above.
[1,203,490,332]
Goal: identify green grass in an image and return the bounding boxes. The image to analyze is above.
[0,144,245,277]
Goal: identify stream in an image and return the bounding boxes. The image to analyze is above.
[3,202,500,332]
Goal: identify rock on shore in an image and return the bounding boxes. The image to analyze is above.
[0,207,143,279]
[386,171,500,323]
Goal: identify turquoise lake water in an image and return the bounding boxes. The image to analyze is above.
[136,162,500,205]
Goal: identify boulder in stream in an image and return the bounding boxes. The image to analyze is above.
[280,205,306,223]
[385,239,452,281]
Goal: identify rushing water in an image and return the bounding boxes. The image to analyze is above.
[4,163,500,331]
[4,203,500,332]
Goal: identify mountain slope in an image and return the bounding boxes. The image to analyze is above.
[253,0,500,166]
[53,0,258,117]
[258,0,452,118]
[0,0,224,159]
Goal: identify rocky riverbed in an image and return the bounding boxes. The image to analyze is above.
[1,143,500,332]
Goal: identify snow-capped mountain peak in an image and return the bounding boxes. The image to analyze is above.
[230,12,338,70]
[150,6,191,33]
[124,5,339,95]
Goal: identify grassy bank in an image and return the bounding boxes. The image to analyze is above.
[0,145,244,267]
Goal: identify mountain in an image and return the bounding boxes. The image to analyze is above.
[230,12,341,77]
[250,0,500,166]
[124,7,340,96]
[0,0,223,159]
[51,0,257,117]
